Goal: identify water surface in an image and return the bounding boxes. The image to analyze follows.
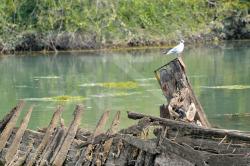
[0,41,250,131]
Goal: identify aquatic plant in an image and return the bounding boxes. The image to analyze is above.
[23,95,86,102]
[79,81,139,89]
[201,85,250,90]
[100,81,138,89]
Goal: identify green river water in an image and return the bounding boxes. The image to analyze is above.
[0,41,250,131]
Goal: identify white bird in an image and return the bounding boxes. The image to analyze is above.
[164,40,185,56]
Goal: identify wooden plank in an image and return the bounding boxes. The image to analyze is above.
[128,111,250,142]
[91,111,121,166]
[144,153,155,166]
[7,139,34,166]
[0,101,25,151]
[174,136,250,154]
[107,111,120,136]
[205,154,250,165]
[102,111,121,163]
[160,137,206,166]
[0,105,18,132]
[38,126,67,165]
[26,105,63,166]
[5,106,33,164]
[92,111,110,139]
[52,104,83,166]
[117,134,159,154]
[135,150,145,166]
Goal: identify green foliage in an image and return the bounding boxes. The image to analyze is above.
[0,0,249,51]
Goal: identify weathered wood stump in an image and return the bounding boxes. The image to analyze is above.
[154,58,210,127]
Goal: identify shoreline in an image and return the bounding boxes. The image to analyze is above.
[2,38,250,57]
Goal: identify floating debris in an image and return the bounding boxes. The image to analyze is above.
[51,96,86,101]
[201,85,250,90]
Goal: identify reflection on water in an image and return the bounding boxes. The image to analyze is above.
[0,41,250,131]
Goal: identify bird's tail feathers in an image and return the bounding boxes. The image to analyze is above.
[166,50,172,55]
[163,50,170,55]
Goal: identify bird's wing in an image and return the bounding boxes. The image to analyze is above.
[166,44,181,54]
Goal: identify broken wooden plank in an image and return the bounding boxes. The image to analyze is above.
[107,111,120,136]
[76,111,110,166]
[5,106,33,164]
[135,150,146,166]
[154,58,210,127]
[38,126,67,165]
[90,111,121,166]
[154,152,193,166]
[117,134,159,154]
[160,137,206,166]
[102,111,121,163]
[26,105,63,166]
[7,139,34,166]
[120,117,152,136]
[128,111,250,142]
[205,154,250,165]
[174,136,250,154]
[0,104,20,132]
[0,101,25,151]
[160,104,171,119]
[52,104,83,166]
[92,111,110,140]
[144,153,155,166]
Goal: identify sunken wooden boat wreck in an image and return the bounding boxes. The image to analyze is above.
[1,58,250,166]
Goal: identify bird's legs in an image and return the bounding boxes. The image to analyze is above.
[177,53,186,70]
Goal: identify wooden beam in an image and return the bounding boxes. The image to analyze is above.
[26,106,63,166]
[160,137,206,165]
[117,134,159,155]
[52,104,83,166]
[0,101,25,151]
[5,106,33,164]
[128,111,250,142]
[75,111,110,166]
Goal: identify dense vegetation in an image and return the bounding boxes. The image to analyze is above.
[0,0,249,53]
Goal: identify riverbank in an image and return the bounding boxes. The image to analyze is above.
[0,1,249,54]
